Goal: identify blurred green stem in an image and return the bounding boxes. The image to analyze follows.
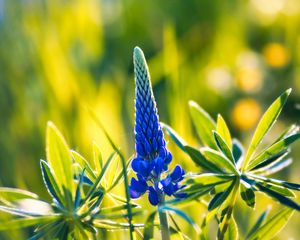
[158,197,170,240]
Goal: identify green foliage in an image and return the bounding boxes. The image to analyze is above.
[0,122,140,239]
[164,89,300,239]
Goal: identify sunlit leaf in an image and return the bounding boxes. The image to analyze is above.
[93,141,103,173]
[223,216,238,240]
[184,146,222,173]
[208,180,235,211]
[213,131,235,164]
[201,148,238,174]
[255,183,300,210]
[46,122,74,201]
[40,160,64,206]
[216,114,232,149]
[71,150,96,181]
[247,208,294,240]
[243,89,291,170]
[189,100,216,149]
[246,207,271,238]
[248,132,299,170]
[0,188,38,206]
[0,215,59,231]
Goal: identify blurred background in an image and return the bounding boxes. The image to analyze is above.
[0,0,299,239]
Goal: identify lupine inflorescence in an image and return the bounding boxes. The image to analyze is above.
[129,47,186,206]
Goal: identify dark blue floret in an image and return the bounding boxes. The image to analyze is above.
[129,47,186,206]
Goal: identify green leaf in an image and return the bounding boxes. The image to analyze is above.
[93,141,103,172]
[208,180,236,211]
[84,151,116,202]
[0,215,59,231]
[246,207,271,238]
[187,173,233,186]
[216,114,232,149]
[158,205,199,233]
[223,217,238,240]
[232,139,244,164]
[240,180,255,208]
[40,160,65,206]
[201,148,238,174]
[189,100,216,149]
[213,131,235,164]
[143,211,157,240]
[248,132,300,170]
[243,89,291,170]
[247,208,294,240]
[256,183,300,210]
[46,122,74,200]
[184,145,222,173]
[0,188,38,205]
[161,123,188,151]
[253,158,292,176]
[71,150,96,181]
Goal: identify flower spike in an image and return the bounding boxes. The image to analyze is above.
[129,47,186,206]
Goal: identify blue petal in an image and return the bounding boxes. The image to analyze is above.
[139,160,154,178]
[136,143,146,157]
[130,188,142,199]
[170,165,184,183]
[148,187,160,206]
[154,157,164,175]
[159,147,167,158]
[131,157,141,172]
[165,152,173,165]
[130,177,148,194]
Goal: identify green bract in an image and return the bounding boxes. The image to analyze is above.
[163,89,300,240]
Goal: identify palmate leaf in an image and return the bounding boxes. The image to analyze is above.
[247,132,300,170]
[216,114,232,149]
[201,148,238,174]
[247,208,294,240]
[189,100,217,149]
[46,122,74,203]
[87,107,134,239]
[242,89,291,170]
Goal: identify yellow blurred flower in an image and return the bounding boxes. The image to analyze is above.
[231,98,261,130]
[263,43,290,68]
[236,67,263,93]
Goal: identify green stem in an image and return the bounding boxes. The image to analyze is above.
[158,197,170,240]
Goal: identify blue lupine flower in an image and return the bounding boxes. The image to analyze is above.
[129,47,186,206]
